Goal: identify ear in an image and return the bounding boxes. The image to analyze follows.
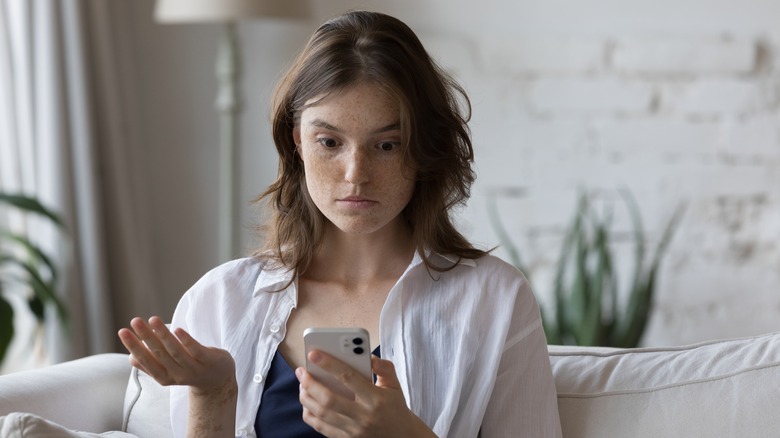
[293,127,302,159]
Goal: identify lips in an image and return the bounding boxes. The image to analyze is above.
[337,196,378,208]
[339,196,375,202]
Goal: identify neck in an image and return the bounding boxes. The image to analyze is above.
[304,221,415,285]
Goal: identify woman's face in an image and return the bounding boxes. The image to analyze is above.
[294,82,415,236]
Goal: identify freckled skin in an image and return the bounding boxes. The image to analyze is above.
[294,82,416,237]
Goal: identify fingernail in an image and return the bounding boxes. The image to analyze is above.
[295,368,303,379]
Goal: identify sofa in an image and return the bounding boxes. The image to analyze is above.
[1,330,779,437]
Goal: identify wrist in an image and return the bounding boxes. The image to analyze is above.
[410,413,437,438]
[190,377,238,401]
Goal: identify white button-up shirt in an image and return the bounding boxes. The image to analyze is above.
[169,251,562,437]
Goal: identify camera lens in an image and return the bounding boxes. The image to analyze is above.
[353,347,365,355]
[352,337,364,345]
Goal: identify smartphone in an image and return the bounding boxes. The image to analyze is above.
[303,327,373,399]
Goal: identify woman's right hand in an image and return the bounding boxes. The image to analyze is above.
[117,316,236,393]
[120,317,238,437]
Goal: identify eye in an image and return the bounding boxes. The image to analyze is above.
[316,137,338,148]
[378,141,398,152]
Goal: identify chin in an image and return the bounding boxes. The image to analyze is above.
[329,218,387,236]
[337,224,384,235]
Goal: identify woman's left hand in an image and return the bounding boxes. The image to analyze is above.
[296,350,437,438]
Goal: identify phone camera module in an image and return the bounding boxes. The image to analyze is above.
[353,347,365,355]
[352,337,364,345]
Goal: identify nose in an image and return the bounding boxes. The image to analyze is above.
[344,146,370,185]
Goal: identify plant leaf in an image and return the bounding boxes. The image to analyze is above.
[0,230,58,281]
[552,193,588,344]
[541,303,562,345]
[0,294,14,365]
[486,193,527,275]
[607,191,640,346]
[0,193,65,228]
[619,188,646,291]
[568,213,591,345]
[615,202,685,347]
[28,295,44,321]
[585,217,615,346]
[0,256,67,323]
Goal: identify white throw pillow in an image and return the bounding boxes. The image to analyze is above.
[548,331,780,438]
[0,412,137,437]
[122,366,172,438]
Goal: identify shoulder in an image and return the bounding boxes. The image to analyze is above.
[409,253,535,317]
[171,256,289,337]
[189,257,268,291]
[177,256,287,307]
[430,253,541,328]
[472,254,525,277]
[435,253,529,291]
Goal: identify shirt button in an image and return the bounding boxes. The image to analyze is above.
[236,429,245,436]
[269,323,280,333]
[253,374,263,383]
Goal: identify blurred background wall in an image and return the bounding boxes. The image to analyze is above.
[126,0,780,346]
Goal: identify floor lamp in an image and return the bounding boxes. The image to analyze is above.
[154,0,265,262]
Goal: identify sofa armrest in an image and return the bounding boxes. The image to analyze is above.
[0,353,132,433]
[548,332,780,438]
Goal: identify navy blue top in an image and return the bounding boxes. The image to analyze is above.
[255,346,380,437]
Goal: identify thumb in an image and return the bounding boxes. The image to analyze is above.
[373,356,402,390]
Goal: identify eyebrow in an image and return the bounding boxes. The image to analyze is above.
[310,118,401,135]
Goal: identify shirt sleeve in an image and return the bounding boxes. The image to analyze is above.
[168,289,193,438]
[479,282,563,437]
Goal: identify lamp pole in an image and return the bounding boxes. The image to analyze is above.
[154,0,299,262]
[215,22,240,261]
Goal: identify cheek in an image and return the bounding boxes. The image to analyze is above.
[301,157,333,198]
[301,155,329,180]
[383,173,416,205]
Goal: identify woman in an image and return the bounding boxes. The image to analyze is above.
[119,11,562,438]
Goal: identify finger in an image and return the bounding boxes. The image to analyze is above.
[172,326,208,359]
[148,317,192,368]
[131,317,184,370]
[117,328,147,371]
[296,365,351,409]
[372,356,402,390]
[171,327,224,369]
[296,364,361,421]
[130,317,192,377]
[297,368,354,434]
[307,349,375,400]
[301,404,352,438]
[129,317,165,354]
[118,326,167,378]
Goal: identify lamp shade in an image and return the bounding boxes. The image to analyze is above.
[154,0,266,23]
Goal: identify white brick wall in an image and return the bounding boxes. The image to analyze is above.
[660,79,767,114]
[484,37,605,74]
[528,78,656,113]
[435,2,780,346]
[612,37,757,75]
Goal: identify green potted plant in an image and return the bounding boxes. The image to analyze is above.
[0,193,68,366]
[489,189,684,347]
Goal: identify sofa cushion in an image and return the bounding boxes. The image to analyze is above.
[548,331,780,438]
[0,353,131,432]
[122,367,172,438]
[0,412,137,437]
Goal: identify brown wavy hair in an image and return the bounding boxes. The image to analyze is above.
[255,10,488,273]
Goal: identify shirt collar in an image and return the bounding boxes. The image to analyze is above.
[251,250,476,298]
[253,264,297,303]
[417,249,478,269]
